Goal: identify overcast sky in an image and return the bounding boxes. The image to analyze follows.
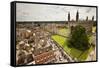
[16,3,96,21]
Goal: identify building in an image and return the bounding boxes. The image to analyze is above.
[34,51,55,64]
[33,46,52,56]
[76,10,79,22]
[68,10,94,34]
[68,12,70,22]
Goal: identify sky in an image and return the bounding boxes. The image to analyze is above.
[16,3,96,21]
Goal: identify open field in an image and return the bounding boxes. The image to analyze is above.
[58,28,70,37]
[51,34,94,61]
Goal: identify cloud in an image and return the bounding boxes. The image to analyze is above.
[16,3,96,21]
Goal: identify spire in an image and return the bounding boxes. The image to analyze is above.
[76,10,79,22]
[86,16,88,21]
[68,12,70,22]
[92,16,94,21]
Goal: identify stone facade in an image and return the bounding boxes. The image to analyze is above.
[68,21,93,34]
[67,10,94,34]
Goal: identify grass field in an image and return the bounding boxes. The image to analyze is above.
[51,35,93,61]
[58,28,70,37]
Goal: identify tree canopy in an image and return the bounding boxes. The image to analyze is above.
[68,25,90,51]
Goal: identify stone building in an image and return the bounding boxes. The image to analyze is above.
[68,12,70,22]
[33,46,52,56]
[34,51,55,64]
[76,10,79,22]
[68,10,94,34]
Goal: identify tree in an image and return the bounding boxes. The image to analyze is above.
[68,25,90,51]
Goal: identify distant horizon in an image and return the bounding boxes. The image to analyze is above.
[16,20,96,22]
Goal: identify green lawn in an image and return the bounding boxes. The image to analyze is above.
[78,46,93,61]
[58,28,70,37]
[52,35,93,61]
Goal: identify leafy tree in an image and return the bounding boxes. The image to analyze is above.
[68,25,90,51]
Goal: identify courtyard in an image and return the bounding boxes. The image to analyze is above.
[51,27,96,61]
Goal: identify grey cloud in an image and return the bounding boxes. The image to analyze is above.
[16,3,96,21]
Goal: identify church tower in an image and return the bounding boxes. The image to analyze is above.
[92,16,94,21]
[86,16,88,21]
[68,12,70,22]
[76,10,79,22]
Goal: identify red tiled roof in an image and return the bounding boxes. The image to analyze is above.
[34,51,55,64]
